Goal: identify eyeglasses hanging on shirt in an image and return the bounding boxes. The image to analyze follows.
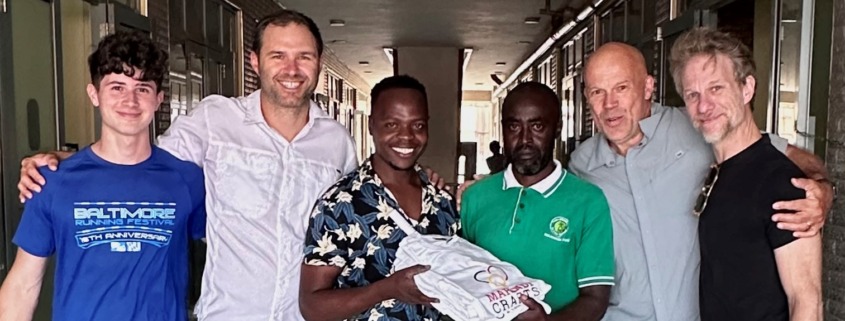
[694,164,720,217]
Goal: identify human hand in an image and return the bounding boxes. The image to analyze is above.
[18,153,61,203]
[771,178,831,237]
[384,265,438,305]
[514,295,548,321]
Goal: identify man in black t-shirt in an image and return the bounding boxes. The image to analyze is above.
[669,28,822,321]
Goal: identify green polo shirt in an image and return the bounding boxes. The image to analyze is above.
[461,161,614,311]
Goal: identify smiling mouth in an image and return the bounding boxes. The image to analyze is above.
[392,147,414,155]
[697,115,721,125]
[117,111,142,118]
[279,80,304,90]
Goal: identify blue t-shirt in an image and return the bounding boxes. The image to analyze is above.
[12,146,206,321]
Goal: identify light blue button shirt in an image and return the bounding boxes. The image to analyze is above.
[570,104,709,321]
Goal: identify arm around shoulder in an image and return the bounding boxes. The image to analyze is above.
[0,249,49,321]
[785,145,828,181]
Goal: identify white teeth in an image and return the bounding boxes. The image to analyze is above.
[392,147,413,154]
[281,81,300,89]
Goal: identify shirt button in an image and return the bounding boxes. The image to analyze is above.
[515,217,521,223]
[519,203,525,209]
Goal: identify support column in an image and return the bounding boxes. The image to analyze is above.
[395,47,462,183]
[824,1,845,319]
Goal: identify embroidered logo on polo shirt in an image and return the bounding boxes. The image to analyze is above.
[544,216,570,242]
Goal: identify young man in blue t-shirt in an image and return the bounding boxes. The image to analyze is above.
[0,31,206,321]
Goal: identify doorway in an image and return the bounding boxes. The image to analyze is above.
[0,0,60,319]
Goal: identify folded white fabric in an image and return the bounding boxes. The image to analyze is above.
[390,210,552,321]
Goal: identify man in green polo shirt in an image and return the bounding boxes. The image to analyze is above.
[461,82,614,320]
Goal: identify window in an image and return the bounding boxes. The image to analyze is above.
[611,3,626,41]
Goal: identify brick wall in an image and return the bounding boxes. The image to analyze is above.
[825,1,845,319]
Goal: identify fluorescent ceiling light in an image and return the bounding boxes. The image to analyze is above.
[577,6,594,21]
[462,48,474,72]
[383,48,394,66]
[329,19,345,27]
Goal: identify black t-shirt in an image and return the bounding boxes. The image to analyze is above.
[698,135,805,321]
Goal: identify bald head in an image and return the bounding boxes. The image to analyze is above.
[502,82,561,120]
[582,43,655,156]
[586,42,648,84]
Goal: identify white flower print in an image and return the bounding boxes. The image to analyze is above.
[337,191,353,203]
[376,225,394,240]
[352,257,366,269]
[377,198,392,221]
[420,217,430,228]
[347,223,363,242]
[367,242,381,256]
[332,228,347,241]
[422,202,433,216]
[329,255,346,267]
[368,309,383,321]
[382,299,396,308]
[313,233,337,256]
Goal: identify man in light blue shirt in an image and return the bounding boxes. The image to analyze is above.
[568,42,831,321]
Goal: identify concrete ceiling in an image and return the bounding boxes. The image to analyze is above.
[280,0,588,92]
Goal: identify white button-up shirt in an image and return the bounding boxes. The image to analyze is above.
[158,90,358,320]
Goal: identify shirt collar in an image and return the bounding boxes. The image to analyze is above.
[356,157,431,188]
[586,102,667,171]
[243,89,330,125]
[502,160,566,198]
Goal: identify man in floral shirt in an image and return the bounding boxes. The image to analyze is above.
[299,75,460,321]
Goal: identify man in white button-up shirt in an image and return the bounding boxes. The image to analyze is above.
[19,10,358,321]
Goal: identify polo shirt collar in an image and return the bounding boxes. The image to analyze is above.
[586,102,665,171]
[502,160,566,198]
[243,89,331,125]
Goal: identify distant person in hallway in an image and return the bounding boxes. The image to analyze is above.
[568,41,831,321]
[299,75,459,321]
[671,27,821,321]
[0,31,206,321]
[461,82,614,321]
[486,140,508,174]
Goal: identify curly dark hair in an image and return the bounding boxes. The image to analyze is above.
[88,31,168,91]
[252,9,323,56]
